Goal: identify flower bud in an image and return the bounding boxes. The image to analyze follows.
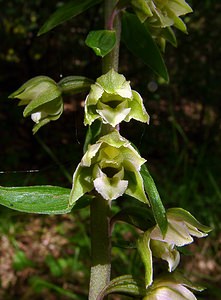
[9,76,63,133]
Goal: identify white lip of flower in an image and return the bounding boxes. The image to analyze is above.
[31,112,47,123]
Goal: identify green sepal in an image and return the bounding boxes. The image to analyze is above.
[85,30,116,57]
[141,163,168,236]
[97,275,146,300]
[131,0,152,22]
[111,205,155,231]
[137,231,153,288]
[58,76,94,94]
[38,0,103,36]
[122,12,169,82]
[0,186,92,214]
[83,119,102,153]
[167,208,212,233]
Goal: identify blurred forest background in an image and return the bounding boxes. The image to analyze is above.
[0,0,220,299]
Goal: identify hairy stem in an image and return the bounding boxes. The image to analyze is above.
[88,0,121,299]
[89,196,111,300]
[102,0,121,73]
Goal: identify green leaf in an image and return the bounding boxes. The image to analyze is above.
[141,164,168,236]
[38,0,103,36]
[58,76,94,94]
[122,12,169,82]
[85,30,116,57]
[0,186,70,214]
[97,275,146,299]
[0,186,92,214]
[111,205,154,231]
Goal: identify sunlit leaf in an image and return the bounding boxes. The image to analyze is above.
[85,30,116,57]
[141,164,168,236]
[0,186,92,214]
[122,12,169,82]
[38,0,103,35]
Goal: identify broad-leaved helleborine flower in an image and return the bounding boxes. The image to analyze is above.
[143,273,203,300]
[137,208,211,287]
[9,76,63,134]
[84,69,149,127]
[69,130,149,206]
[131,0,192,50]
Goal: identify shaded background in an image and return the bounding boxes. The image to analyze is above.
[0,0,220,299]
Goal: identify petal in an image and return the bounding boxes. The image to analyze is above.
[93,167,128,201]
[97,69,131,97]
[167,208,212,233]
[121,147,146,171]
[151,220,193,247]
[86,83,104,106]
[125,169,149,204]
[186,223,208,238]
[84,102,100,126]
[96,101,131,127]
[167,0,192,16]
[81,143,102,166]
[31,112,46,123]
[126,90,150,124]
[99,130,130,148]
[69,164,93,206]
[151,240,180,272]
[145,284,197,300]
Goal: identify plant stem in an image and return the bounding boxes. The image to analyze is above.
[88,1,121,299]
[102,0,121,73]
[89,196,111,300]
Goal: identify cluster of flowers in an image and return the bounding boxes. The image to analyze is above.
[131,0,193,50]
[11,68,210,299]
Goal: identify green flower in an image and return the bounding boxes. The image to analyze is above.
[130,0,192,50]
[137,208,211,287]
[132,0,192,32]
[143,273,203,300]
[9,76,63,134]
[150,208,211,247]
[84,69,149,127]
[69,130,149,206]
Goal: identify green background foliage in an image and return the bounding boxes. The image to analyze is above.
[0,0,220,299]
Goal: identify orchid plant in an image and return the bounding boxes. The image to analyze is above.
[0,0,211,299]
